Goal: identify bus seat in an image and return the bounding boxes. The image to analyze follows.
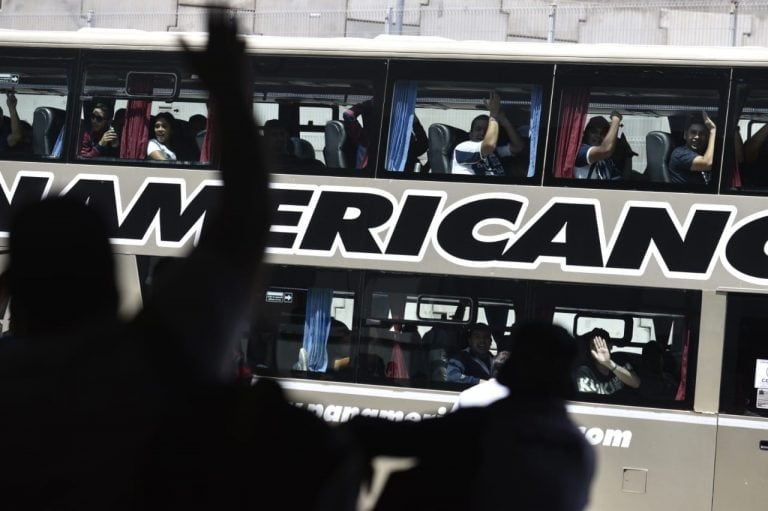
[195,130,206,150]
[427,123,468,173]
[32,107,65,157]
[645,131,673,183]
[323,120,350,168]
[289,136,316,160]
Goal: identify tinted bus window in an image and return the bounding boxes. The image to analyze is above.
[550,65,728,190]
[0,63,69,160]
[80,58,208,166]
[251,57,385,176]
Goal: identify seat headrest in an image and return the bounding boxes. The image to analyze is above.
[427,123,468,174]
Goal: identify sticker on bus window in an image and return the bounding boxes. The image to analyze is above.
[753,359,768,389]
[266,291,293,304]
[756,389,768,410]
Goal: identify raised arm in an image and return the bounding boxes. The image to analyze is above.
[590,336,640,389]
[743,123,768,165]
[690,111,717,171]
[138,10,270,383]
[5,93,22,148]
[587,111,622,163]
[495,109,525,155]
[481,91,502,157]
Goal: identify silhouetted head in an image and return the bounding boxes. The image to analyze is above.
[263,119,289,155]
[7,196,118,336]
[496,321,577,399]
[641,340,665,374]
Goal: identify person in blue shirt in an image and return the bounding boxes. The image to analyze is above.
[446,322,495,385]
[668,111,716,185]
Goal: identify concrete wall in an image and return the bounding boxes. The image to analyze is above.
[0,0,759,48]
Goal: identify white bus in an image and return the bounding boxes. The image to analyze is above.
[0,28,767,510]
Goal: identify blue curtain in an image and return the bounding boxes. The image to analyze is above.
[385,81,418,172]
[528,86,543,178]
[51,128,64,158]
[303,287,333,372]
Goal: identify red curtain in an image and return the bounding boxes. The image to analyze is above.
[199,102,214,163]
[731,163,742,189]
[120,99,151,159]
[675,328,690,401]
[387,342,409,379]
[553,87,590,178]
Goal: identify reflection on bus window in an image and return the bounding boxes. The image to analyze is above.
[722,294,768,417]
[552,66,726,188]
[251,56,383,174]
[552,295,694,407]
[733,84,768,191]
[385,80,541,178]
[0,66,68,160]
[80,65,209,166]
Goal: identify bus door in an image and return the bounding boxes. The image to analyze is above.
[714,293,768,511]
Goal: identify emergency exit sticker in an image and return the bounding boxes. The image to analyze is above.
[756,389,768,410]
[754,359,768,389]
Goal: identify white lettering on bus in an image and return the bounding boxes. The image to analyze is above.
[579,426,633,448]
[11,173,768,285]
[292,402,448,422]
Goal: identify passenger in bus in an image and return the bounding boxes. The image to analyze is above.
[737,122,768,186]
[573,111,623,180]
[637,340,678,402]
[79,102,119,158]
[342,99,373,168]
[0,92,25,152]
[262,118,325,171]
[668,111,716,185]
[446,322,495,385]
[575,328,640,395]
[146,112,177,161]
[451,91,525,176]
[327,318,352,371]
[346,321,594,511]
[451,349,510,411]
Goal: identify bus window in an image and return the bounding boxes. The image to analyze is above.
[550,65,728,189]
[80,62,208,166]
[0,65,68,160]
[542,282,699,408]
[721,294,768,417]
[731,75,768,192]
[384,79,542,180]
[247,266,358,379]
[250,56,385,175]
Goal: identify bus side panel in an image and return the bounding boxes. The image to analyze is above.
[276,379,456,424]
[713,417,768,511]
[571,408,716,511]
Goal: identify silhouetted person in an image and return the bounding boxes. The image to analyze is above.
[0,11,280,510]
[346,321,595,511]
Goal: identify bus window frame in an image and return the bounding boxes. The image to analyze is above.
[379,58,554,185]
[544,63,731,193]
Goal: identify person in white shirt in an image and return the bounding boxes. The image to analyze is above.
[147,112,177,161]
[451,350,510,411]
[451,90,525,176]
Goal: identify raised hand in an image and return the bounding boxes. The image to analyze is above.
[590,336,613,367]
